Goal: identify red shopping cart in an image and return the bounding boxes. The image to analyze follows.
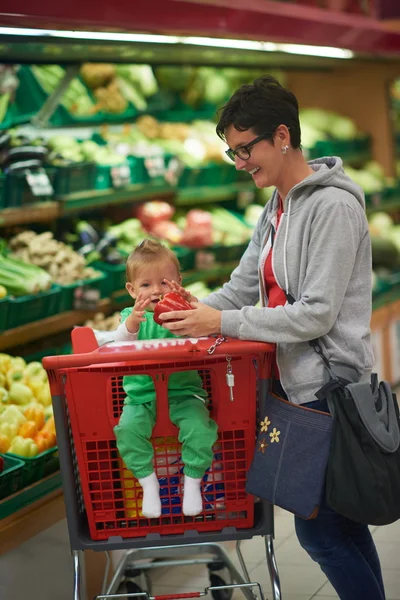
[43,329,282,600]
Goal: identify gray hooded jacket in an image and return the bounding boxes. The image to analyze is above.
[203,157,374,405]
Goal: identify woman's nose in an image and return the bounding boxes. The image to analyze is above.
[234,155,247,170]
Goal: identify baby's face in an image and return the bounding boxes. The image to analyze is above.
[129,261,181,311]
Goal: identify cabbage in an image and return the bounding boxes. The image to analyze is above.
[300,122,326,149]
[300,108,358,141]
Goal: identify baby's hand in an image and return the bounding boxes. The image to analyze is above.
[163,279,198,304]
[125,294,150,333]
[133,294,151,321]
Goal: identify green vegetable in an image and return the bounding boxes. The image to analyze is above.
[0,91,10,124]
[0,254,52,296]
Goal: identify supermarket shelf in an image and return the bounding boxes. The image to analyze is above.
[0,201,59,227]
[59,183,175,213]
[0,472,62,522]
[183,261,239,286]
[176,182,255,206]
[0,298,112,351]
[367,199,400,215]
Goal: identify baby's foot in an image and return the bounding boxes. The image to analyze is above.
[138,472,161,518]
[182,475,203,516]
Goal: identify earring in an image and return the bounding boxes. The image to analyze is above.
[282,145,289,155]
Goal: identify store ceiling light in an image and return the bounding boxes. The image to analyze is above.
[0,27,353,59]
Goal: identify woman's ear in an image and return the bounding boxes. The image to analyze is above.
[125,282,136,299]
[275,124,290,146]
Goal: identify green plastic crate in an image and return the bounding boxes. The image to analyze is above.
[59,272,108,312]
[7,285,62,329]
[0,454,25,500]
[23,347,60,363]
[0,471,61,520]
[5,168,55,209]
[0,173,6,209]
[209,242,249,263]
[92,261,127,296]
[0,296,9,333]
[95,162,133,190]
[306,135,371,163]
[173,246,196,271]
[52,162,96,197]
[7,446,59,488]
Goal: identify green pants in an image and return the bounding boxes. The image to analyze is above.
[114,396,218,479]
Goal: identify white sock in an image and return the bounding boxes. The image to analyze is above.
[182,475,203,516]
[138,472,161,518]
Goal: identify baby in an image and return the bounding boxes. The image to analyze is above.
[113,239,218,519]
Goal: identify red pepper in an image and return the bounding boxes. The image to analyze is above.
[153,292,192,326]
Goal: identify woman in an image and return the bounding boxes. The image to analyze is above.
[159,76,385,600]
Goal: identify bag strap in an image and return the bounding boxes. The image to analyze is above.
[285,293,338,381]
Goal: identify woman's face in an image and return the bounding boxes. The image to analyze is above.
[224,124,286,189]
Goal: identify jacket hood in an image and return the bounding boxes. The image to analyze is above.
[304,156,365,210]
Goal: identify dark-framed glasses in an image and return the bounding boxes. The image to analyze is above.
[225,133,271,162]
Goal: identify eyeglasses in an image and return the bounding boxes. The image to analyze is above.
[225,133,271,162]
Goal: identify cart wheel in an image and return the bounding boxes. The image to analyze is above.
[116,580,144,598]
[209,573,233,600]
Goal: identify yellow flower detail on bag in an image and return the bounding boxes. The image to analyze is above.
[258,438,268,454]
[270,428,281,443]
[260,416,271,432]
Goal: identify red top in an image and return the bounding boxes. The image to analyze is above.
[263,196,286,378]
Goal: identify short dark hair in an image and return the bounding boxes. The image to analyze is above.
[216,75,301,149]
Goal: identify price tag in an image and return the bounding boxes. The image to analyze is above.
[73,286,101,311]
[111,165,131,188]
[26,171,54,197]
[237,190,256,209]
[164,157,184,186]
[144,156,166,180]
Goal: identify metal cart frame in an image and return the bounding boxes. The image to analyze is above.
[45,332,282,600]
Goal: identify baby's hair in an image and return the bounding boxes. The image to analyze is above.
[126,238,180,282]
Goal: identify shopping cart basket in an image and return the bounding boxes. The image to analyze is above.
[43,328,282,600]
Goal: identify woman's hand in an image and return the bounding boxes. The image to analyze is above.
[163,279,198,304]
[158,302,222,338]
[125,293,151,334]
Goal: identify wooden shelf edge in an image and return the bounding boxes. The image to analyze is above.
[0,298,112,351]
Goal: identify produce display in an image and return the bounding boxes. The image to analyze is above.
[0,253,51,297]
[369,212,400,292]
[8,231,101,285]
[299,108,360,146]
[0,355,55,457]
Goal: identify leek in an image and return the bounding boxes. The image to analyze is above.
[0,254,52,296]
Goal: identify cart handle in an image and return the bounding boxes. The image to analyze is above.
[154,594,202,600]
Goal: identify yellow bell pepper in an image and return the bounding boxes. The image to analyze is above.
[24,361,45,381]
[44,404,53,420]
[28,377,47,398]
[36,382,52,407]
[0,405,27,427]
[0,387,8,405]
[6,368,25,389]
[9,435,39,457]
[23,403,45,430]
[0,421,18,442]
[8,382,34,405]
[0,433,10,453]
[0,354,11,375]
[19,420,39,439]
[10,357,26,371]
